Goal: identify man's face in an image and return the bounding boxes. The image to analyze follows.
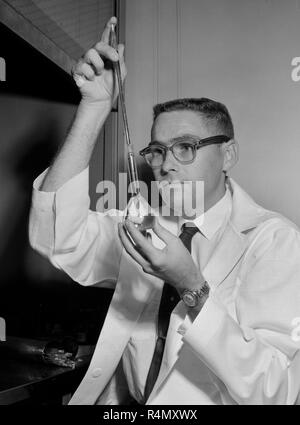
[150,110,227,212]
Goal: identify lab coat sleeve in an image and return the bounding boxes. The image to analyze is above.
[182,223,300,404]
[28,167,123,288]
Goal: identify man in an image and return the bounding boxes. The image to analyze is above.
[29,17,300,404]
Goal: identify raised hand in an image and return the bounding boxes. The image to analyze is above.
[72,16,127,105]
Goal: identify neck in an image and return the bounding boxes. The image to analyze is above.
[204,175,227,213]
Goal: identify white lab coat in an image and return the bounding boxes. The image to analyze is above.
[29,170,300,405]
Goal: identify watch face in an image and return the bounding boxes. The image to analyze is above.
[182,291,197,307]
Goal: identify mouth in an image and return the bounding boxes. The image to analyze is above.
[158,179,183,187]
[157,180,186,194]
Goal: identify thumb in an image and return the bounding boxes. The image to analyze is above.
[152,218,175,245]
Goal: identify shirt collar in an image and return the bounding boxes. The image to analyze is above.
[179,186,232,240]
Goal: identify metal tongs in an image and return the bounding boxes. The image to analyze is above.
[109,23,140,197]
[109,23,155,231]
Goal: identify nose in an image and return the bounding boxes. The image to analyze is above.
[160,149,178,174]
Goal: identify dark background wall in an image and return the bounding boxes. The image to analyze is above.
[0,22,113,343]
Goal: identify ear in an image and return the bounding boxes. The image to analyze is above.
[221,139,239,173]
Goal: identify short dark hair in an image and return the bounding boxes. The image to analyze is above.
[153,97,234,139]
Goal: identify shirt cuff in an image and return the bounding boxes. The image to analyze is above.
[29,167,91,257]
[32,167,90,212]
[182,294,228,352]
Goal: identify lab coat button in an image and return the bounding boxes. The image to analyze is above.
[177,325,186,335]
[92,368,102,378]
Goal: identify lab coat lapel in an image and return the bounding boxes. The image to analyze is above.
[202,176,279,291]
[202,222,248,291]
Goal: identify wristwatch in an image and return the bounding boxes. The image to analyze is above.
[181,281,210,308]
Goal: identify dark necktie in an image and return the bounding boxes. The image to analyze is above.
[143,223,199,403]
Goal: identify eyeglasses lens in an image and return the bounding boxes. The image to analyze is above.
[145,141,195,167]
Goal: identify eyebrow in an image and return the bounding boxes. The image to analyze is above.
[149,133,200,147]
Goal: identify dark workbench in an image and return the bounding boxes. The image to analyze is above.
[0,352,92,405]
